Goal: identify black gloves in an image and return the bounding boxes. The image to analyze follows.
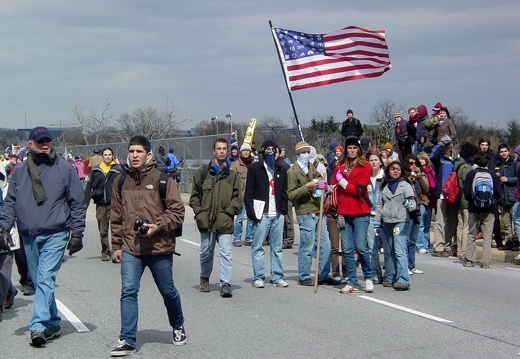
[0,228,14,251]
[67,233,84,255]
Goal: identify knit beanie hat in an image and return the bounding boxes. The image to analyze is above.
[295,141,311,155]
[344,136,360,149]
[240,143,252,152]
[260,140,277,154]
[432,102,443,113]
[515,146,520,157]
[346,109,354,115]
[334,145,344,154]
[394,112,403,120]
[384,142,393,150]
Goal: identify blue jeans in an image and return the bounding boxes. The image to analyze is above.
[513,202,520,237]
[381,222,410,287]
[23,231,69,332]
[251,215,284,282]
[200,232,233,285]
[408,213,420,269]
[340,215,371,288]
[416,204,432,250]
[367,217,384,282]
[296,214,331,281]
[120,252,184,346]
[234,206,253,243]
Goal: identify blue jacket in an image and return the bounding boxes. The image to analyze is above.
[430,143,456,198]
[495,156,517,205]
[0,154,86,236]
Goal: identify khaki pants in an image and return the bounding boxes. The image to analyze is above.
[456,208,469,258]
[432,199,458,252]
[96,204,111,255]
[466,211,494,266]
[499,204,515,244]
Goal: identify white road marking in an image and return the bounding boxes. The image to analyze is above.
[359,296,453,323]
[179,238,200,247]
[56,299,90,332]
[506,267,520,272]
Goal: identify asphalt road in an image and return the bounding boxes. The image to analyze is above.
[2,203,520,358]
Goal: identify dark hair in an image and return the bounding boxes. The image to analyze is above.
[213,138,229,150]
[380,160,403,189]
[498,143,509,152]
[458,142,479,159]
[478,138,491,146]
[439,106,451,118]
[102,147,115,156]
[474,151,491,168]
[128,136,151,153]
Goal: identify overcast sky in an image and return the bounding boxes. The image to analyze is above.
[1,0,519,134]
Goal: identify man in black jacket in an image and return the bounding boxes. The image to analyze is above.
[340,109,363,138]
[244,140,289,288]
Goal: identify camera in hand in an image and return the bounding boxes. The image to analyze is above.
[134,219,150,235]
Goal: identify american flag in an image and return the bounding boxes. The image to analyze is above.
[272,26,391,91]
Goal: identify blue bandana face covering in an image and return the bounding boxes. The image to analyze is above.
[264,149,275,171]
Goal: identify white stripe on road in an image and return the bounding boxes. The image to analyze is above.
[56,299,90,332]
[359,296,453,323]
[179,238,200,247]
[506,266,520,272]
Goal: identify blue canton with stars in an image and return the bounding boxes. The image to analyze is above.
[275,29,325,61]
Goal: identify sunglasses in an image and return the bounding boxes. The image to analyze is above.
[407,161,417,165]
[36,137,52,144]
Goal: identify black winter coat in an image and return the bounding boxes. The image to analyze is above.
[84,163,124,207]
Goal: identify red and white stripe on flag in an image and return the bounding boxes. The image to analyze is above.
[272,26,391,91]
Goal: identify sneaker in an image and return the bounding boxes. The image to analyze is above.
[418,248,428,254]
[253,280,265,288]
[515,254,520,260]
[22,285,35,296]
[365,279,374,293]
[382,281,393,287]
[432,250,450,257]
[244,241,252,246]
[172,326,187,346]
[101,253,111,261]
[372,278,381,285]
[199,277,210,292]
[5,288,18,309]
[410,268,423,274]
[110,339,136,356]
[340,277,349,284]
[30,330,46,346]
[43,325,62,340]
[392,282,409,291]
[332,276,342,282]
[220,283,233,298]
[481,263,490,269]
[232,241,242,247]
[318,277,341,285]
[340,285,359,294]
[271,279,289,288]
[408,269,413,275]
[297,278,313,286]
[463,260,475,267]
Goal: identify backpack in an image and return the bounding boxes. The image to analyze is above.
[472,170,494,209]
[117,171,183,242]
[442,161,464,205]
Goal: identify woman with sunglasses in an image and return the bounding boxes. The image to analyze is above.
[374,161,416,290]
[403,154,429,275]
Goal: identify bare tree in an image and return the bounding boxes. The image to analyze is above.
[72,99,114,145]
[116,97,183,141]
[369,99,406,145]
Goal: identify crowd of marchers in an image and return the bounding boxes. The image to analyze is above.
[1,104,520,356]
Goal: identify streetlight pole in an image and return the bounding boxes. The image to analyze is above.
[226,113,233,138]
[211,116,219,135]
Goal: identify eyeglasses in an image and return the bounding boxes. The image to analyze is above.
[407,161,417,165]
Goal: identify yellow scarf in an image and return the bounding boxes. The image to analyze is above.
[99,160,116,174]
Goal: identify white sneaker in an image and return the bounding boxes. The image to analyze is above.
[253,280,264,288]
[516,254,520,260]
[408,269,413,275]
[365,279,374,293]
[419,248,428,254]
[341,277,349,284]
[410,268,424,274]
[340,285,359,294]
[333,276,342,282]
[272,279,289,288]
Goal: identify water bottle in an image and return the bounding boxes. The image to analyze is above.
[313,179,322,198]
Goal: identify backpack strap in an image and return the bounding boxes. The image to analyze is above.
[159,172,169,209]
[198,163,209,200]
[117,172,127,203]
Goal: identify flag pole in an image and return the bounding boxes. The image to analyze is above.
[268,20,304,142]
